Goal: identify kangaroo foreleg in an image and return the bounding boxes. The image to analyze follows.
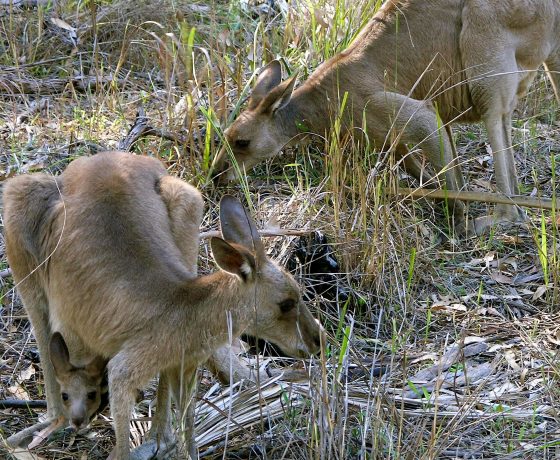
[5,420,52,449]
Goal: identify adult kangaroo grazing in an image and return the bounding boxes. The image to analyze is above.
[218,0,560,235]
[3,152,322,459]
[4,161,295,455]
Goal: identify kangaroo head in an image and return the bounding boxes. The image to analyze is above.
[216,60,298,180]
[211,196,322,358]
[49,332,107,431]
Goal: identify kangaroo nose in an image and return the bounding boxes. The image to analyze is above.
[212,163,232,185]
[211,145,230,183]
[71,416,86,430]
[312,327,327,354]
[313,334,322,351]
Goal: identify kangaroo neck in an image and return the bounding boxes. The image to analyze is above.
[282,56,360,138]
[175,271,255,340]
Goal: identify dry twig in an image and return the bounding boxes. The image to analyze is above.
[117,107,188,151]
[395,187,559,210]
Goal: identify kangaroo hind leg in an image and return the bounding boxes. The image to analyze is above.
[3,173,68,448]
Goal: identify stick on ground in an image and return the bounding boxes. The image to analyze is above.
[394,187,559,210]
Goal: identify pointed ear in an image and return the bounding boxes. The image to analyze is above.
[85,355,108,381]
[248,60,283,109]
[49,332,73,377]
[219,195,264,256]
[211,237,256,281]
[265,72,297,114]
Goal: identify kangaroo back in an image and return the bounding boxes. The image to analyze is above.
[3,173,63,280]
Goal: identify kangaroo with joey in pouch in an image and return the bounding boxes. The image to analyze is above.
[217,0,560,235]
[5,169,308,455]
[6,165,307,451]
[7,224,280,455]
[3,152,322,459]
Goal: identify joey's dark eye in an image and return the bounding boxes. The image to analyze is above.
[61,393,69,402]
[87,391,97,401]
[279,299,296,313]
[235,139,250,149]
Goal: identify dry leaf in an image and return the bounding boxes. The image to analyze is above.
[431,303,467,314]
[8,384,31,400]
[503,350,521,371]
[489,271,514,284]
[50,17,76,33]
[18,364,36,382]
[50,17,78,48]
[532,284,549,301]
[489,380,518,398]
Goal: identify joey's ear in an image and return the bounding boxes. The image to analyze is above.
[85,355,108,380]
[219,195,264,257]
[49,332,73,376]
[211,237,256,281]
[248,60,283,109]
[262,72,297,114]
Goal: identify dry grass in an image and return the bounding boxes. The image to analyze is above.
[1,0,559,458]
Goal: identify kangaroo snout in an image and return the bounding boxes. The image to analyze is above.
[211,145,234,184]
[300,319,325,356]
[70,412,87,431]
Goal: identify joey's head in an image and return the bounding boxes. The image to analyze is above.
[211,196,323,357]
[49,332,107,431]
[215,60,299,181]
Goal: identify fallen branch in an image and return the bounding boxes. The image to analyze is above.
[117,107,187,151]
[0,74,124,95]
[394,187,559,210]
[0,399,47,409]
[199,228,312,240]
[0,0,48,7]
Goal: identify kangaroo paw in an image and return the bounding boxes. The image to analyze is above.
[5,419,56,449]
[28,416,67,449]
[128,438,177,460]
[474,212,529,236]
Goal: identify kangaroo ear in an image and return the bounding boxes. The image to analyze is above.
[219,195,264,257]
[248,60,283,109]
[85,355,108,381]
[49,332,73,377]
[262,72,297,114]
[211,237,256,281]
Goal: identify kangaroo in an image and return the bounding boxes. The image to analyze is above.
[3,152,322,459]
[19,333,108,451]
[218,0,560,235]
[49,332,108,431]
[4,163,311,455]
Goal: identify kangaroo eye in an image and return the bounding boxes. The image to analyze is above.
[61,393,69,402]
[87,391,97,401]
[235,139,250,149]
[279,299,296,313]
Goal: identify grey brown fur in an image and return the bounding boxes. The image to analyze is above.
[219,0,560,234]
[3,152,322,459]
